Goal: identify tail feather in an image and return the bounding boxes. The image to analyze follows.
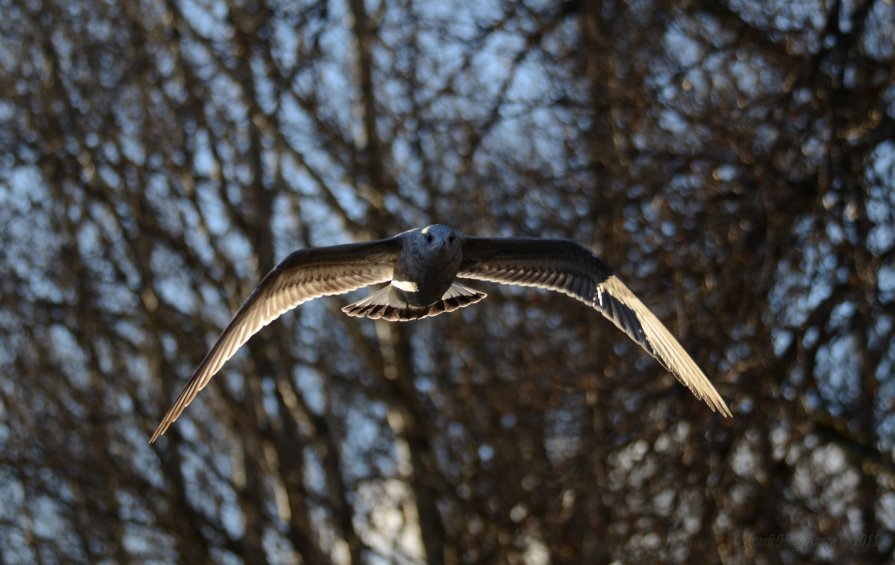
[342,282,486,321]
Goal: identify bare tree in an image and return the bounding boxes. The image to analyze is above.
[1,0,893,563]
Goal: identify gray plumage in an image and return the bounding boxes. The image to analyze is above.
[150,224,731,443]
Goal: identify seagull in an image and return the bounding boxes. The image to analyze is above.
[150,224,731,443]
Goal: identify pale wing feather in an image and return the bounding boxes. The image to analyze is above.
[150,238,400,442]
[458,237,731,417]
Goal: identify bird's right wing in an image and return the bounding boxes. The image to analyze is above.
[150,236,402,443]
[458,237,731,417]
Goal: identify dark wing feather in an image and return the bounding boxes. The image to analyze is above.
[150,236,401,443]
[458,237,731,417]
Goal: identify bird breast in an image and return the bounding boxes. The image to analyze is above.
[393,247,461,306]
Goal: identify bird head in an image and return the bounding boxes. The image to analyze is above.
[418,224,461,256]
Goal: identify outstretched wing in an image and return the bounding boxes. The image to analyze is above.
[458,237,732,417]
[150,236,402,443]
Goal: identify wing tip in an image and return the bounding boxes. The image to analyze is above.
[714,397,734,418]
[685,380,733,418]
[148,422,168,444]
[149,387,195,444]
[702,395,733,418]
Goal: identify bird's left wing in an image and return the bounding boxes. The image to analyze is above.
[458,237,731,417]
[150,236,402,443]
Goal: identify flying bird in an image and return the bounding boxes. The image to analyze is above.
[150,224,731,443]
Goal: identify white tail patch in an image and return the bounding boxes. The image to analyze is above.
[392,279,419,292]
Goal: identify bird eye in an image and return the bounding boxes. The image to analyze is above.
[425,234,433,243]
[448,234,455,243]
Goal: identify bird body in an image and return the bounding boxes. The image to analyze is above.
[150,224,731,443]
[391,224,463,306]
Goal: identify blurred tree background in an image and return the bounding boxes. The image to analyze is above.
[1,0,894,563]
